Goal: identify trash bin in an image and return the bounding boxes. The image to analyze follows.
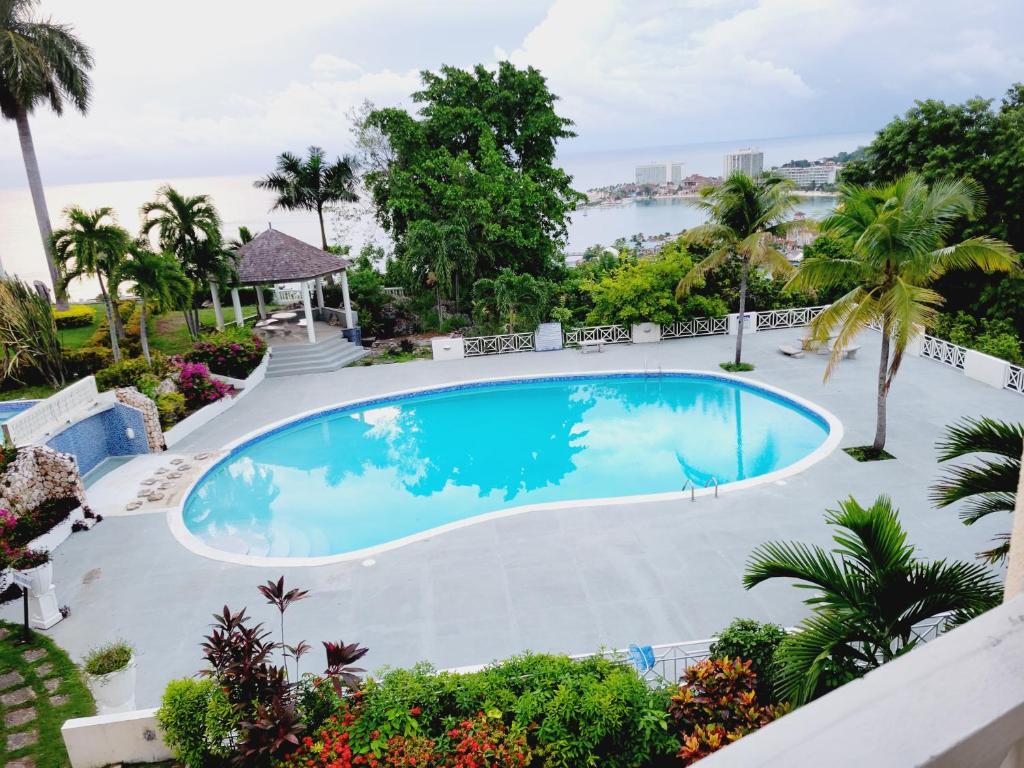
[342,326,362,346]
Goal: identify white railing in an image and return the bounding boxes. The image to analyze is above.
[921,334,967,370]
[1005,364,1024,395]
[755,305,828,331]
[2,376,101,447]
[463,332,535,357]
[564,325,631,346]
[272,286,310,305]
[662,316,729,339]
[383,286,407,299]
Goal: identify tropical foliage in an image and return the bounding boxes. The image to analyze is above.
[788,173,1018,453]
[255,147,358,250]
[932,417,1024,564]
[676,172,798,365]
[472,269,556,333]
[0,0,94,306]
[708,619,788,704]
[114,245,192,364]
[0,276,64,387]
[743,495,1002,705]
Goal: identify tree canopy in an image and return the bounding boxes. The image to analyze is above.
[365,62,583,281]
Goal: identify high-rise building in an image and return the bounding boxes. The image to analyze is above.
[771,162,841,188]
[723,148,764,178]
[635,162,684,185]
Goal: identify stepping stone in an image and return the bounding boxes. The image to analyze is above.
[6,757,35,768]
[171,457,184,465]
[21,649,45,663]
[4,707,35,727]
[49,693,69,707]
[6,730,37,751]
[125,501,143,511]
[155,467,168,474]
[147,492,165,502]
[137,489,153,498]
[1,687,34,707]
[167,471,182,479]
[42,679,59,694]
[34,663,53,677]
[0,670,23,690]
[141,478,157,486]
[194,452,210,460]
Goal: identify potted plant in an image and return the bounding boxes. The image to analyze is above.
[11,547,52,595]
[83,641,137,714]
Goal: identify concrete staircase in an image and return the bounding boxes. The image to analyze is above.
[266,335,368,378]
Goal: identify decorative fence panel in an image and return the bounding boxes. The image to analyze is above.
[920,334,967,370]
[564,325,631,346]
[463,332,535,357]
[662,316,729,339]
[755,305,828,331]
[383,287,407,299]
[2,376,101,447]
[1006,364,1024,395]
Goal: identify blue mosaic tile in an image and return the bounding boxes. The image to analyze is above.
[46,402,151,475]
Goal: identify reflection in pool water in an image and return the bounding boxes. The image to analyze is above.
[183,374,830,559]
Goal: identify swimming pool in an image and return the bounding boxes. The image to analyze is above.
[178,372,839,564]
[0,400,35,426]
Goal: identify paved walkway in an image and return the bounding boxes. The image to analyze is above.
[5,329,1019,707]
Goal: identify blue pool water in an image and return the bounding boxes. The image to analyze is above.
[183,374,831,559]
[0,401,34,425]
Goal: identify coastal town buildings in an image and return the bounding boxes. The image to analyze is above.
[772,161,842,188]
[635,161,684,185]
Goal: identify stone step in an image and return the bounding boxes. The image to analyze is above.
[266,345,368,378]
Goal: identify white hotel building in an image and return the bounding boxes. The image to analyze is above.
[771,162,842,188]
[723,148,764,178]
[635,162,684,185]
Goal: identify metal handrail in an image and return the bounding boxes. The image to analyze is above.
[705,477,719,498]
[681,478,694,502]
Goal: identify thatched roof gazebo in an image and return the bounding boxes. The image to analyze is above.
[220,228,354,344]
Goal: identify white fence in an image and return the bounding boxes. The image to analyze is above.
[662,316,729,339]
[2,376,101,447]
[921,334,967,370]
[756,305,828,331]
[463,332,535,357]
[1007,364,1024,395]
[564,325,631,346]
[272,286,309,305]
[383,286,407,299]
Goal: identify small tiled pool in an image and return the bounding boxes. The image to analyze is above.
[0,400,35,426]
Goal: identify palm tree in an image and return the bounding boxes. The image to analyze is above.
[1,0,93,308]
[141,185,233,340]
[255,146,358,250]
[931,417,1023,564]
[744,495,1002,706]
[787,174,1018,455]
[115,245,192,364]
[52,206,131,362]
[676,173,798,365]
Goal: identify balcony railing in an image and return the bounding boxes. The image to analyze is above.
[463,332,535,357]
[564,325,631,345]
[662,316,729,339]
[755,305,828,331]
[921,334,967,370]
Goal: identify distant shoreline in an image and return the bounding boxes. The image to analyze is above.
[578,189,837,209]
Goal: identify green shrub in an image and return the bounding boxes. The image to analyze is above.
[63,346,113,378]
[53,304,96,329]
[82,641,133,676]
[155,392,186,429]
[709,619,788,703]
[94,355,169,391]
[157,678,237,767]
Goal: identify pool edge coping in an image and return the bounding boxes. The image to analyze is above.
[165,368,845,568]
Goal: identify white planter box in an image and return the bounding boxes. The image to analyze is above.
[62,707,172,768]
[86,656,137,715]
[431,336,466,360]
[631,322,662,344]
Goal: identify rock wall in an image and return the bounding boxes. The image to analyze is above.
[0,446,89,515]
[115,388,166,453]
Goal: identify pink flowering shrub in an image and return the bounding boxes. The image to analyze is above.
[185,331,266,379]
[176,361,232,410]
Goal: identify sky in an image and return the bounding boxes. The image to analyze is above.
[1,0,1023,188]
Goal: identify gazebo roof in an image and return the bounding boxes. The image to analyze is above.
[235,228,350,285]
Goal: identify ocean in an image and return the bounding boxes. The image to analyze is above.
[0,131,870,299]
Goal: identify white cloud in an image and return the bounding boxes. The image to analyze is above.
[310,55,365,79]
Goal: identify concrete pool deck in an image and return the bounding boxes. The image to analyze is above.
[5,328,1019,706]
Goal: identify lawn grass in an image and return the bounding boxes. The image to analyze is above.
[0,385,57,402]
[0,621,94,767]
[844,445,896,462]
[56,303,103,351]
[720,361,755,372]
[148,305,262,356]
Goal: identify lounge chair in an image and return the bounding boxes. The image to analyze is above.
[779,345,804,358]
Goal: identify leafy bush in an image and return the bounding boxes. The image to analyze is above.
[158,678,237,767]
[0,276,65,387]
[94,355,169,391]
[63,346,113,379]
[155,392,187,429]
[185,330,266,379]
[709,619,787,703]
[932,311,1023,364]
[667,658,785,765]
[53,304,96,329]
[82,641,133,676]
[177,361,232,410]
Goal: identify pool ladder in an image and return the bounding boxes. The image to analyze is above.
[681,477,719,502]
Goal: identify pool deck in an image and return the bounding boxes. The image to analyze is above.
[5,328,1018,707]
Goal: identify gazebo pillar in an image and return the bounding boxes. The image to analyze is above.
[301,280,317,344]
[230,287,244,327]
[209,281,225,331]
[340,269,354,329]
[315,277,325,313]
[255,287,267,319]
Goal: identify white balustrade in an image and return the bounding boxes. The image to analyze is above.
[564,325,631,346]
[382,287,407,299]
[662,316,729,339]
[2,376,102,447]
[463,332,535,357]
[755,305,828,331]
[921,334,967,370]
[1005,364,1024,395]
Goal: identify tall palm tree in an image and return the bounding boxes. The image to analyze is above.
[744,495,1002,706]
[787,174,1018,455]
[1,0,93,308]
[52,206,131,362]
[115,244,192,364]
[676,173,798,365]
[931,417,1023,564]
[141,185,233,340]
[255,146,358,250]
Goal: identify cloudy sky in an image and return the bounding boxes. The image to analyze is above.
[1,0,1022,187]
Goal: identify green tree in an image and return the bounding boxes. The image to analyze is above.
[403,220,473,319]
[115,245,192,364]
[676,173,798,365]
[366,62,583,281]
[254,147,358,250]
[744,495,1002,705]
[141,186,234,340]
[52,206,131,362]
[0,0,93,307]
[787,174,1018,454]
[0,276,64,387]
[931,417,1023,565]
[472,269,554,333]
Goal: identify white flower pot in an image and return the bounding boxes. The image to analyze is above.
[18,562,52,596]
[86,656,137,714]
